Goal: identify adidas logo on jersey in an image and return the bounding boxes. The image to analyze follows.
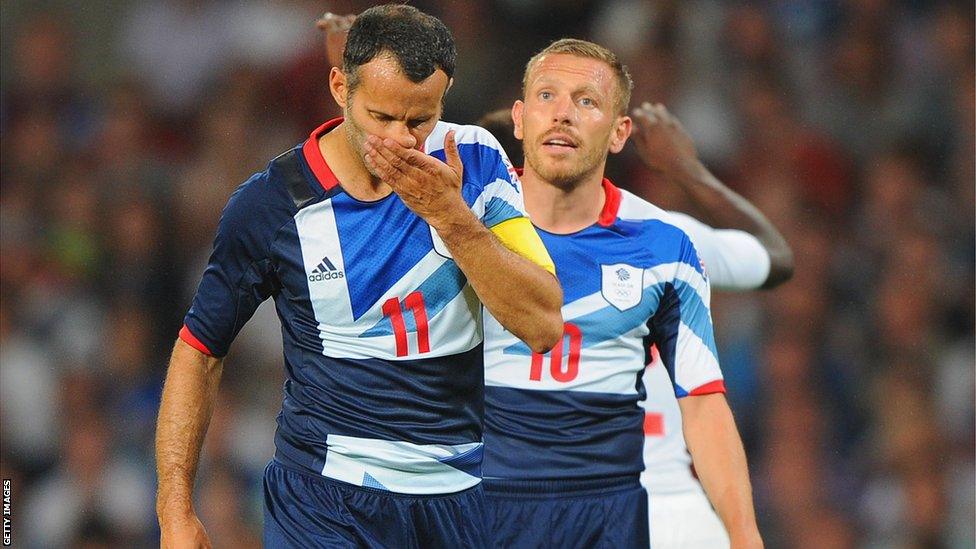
[308,256,344,282]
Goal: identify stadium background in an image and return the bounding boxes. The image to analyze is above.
[0,0,972,547]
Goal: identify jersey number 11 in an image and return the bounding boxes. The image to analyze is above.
[382,292,430,357]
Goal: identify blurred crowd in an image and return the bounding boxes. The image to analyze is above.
[0,1,972,547]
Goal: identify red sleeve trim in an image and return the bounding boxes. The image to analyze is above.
[179,325,215,356]
[597,178,622,227]
[302,118,344,191]
[688,379,727,396]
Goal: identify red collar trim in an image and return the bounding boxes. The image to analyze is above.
[302,118,344,191]
[597,178,621,226]
[514,168,621,227]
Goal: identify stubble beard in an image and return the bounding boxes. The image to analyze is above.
[343,101,383,180]
[524,138,607,190]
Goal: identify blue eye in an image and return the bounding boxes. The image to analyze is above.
[540,91,553,101]
[580,97,594,107]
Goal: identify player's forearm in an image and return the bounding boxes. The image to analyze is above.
[156,338,224,523]
[668,160,793,288]
[434,211,563,353]
[679,393,763,548]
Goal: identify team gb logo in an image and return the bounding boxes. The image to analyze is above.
[601,263,644,311]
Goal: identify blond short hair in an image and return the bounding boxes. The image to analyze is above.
[522,38,633,115]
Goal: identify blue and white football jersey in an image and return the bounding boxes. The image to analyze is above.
[181,118,526,494]
[482,179,725,481]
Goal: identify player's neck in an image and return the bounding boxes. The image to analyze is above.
[319,123,393,201]
[521,165,606,234]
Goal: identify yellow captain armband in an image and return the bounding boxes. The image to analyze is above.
[489,217,557,276]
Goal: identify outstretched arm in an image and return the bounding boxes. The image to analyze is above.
[631,103,794,289]
[679,393,763,549]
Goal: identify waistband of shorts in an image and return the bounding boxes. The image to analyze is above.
[481,474,641,498]
[269,458,483,500]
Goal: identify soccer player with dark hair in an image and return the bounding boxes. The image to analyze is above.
[155,5,562,548]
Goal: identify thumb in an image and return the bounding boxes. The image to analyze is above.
[443,130,463,176]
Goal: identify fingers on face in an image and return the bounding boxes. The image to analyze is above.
[364,137,399,180]
[443,130,463,170]
[365,137,430,180]
[362,144,388,179]
[383,139,430,171]
[364,142,394,180]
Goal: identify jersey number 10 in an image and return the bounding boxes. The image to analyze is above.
[382,292,430,357]
[529,322,582,382]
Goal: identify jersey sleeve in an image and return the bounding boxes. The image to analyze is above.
[648,234,725,398]
[467,126,529,228]
[180,174,281,357]
[464,126,556,275]
[664,212,771,291]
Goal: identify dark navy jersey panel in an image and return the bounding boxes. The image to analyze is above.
[274,345,485,474]
[648,283,681,390]
[183,149,308,357]
[483,385,645,479]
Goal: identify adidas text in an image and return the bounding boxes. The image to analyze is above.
[308,271,344,282]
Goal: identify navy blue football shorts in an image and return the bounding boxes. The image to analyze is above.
[263,460,488,548]
[483,474,649,549]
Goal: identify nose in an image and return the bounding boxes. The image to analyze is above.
[388,122,418,149]
[551,95,574,125]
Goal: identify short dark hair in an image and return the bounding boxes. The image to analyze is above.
[343,4,456,91]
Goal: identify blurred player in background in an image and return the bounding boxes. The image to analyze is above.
[629,103,793,548]
[156,5,562,548]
